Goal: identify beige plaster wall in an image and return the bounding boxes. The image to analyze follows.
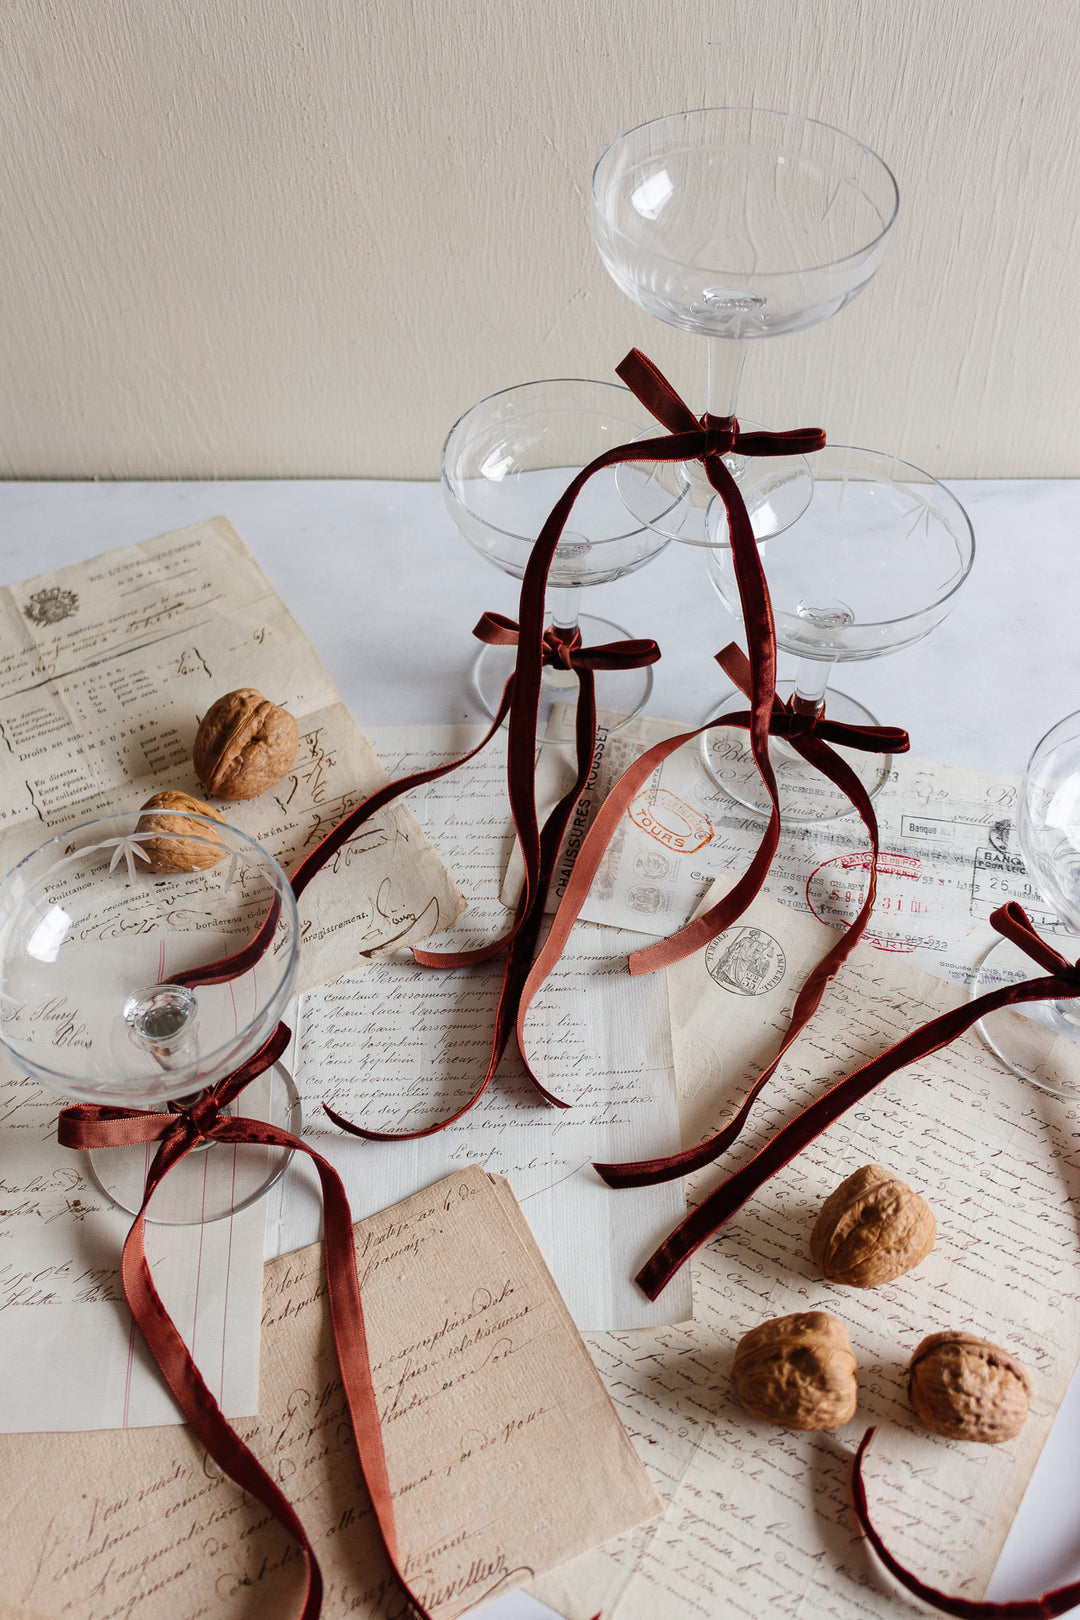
[0,0,1076,480]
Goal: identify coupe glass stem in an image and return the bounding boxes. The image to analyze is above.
[705,334,748,419]
[547,584,581,632]
[792,655,837,719]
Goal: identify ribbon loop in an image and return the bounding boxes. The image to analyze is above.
[476,609,660,677]
[992,900,1080,983]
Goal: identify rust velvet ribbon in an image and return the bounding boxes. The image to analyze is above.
[505,641,906,1296]
[326,613,660,1139]
[58,1024,432,1620]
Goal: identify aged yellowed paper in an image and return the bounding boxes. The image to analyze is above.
[526,890,1080,1617]
[0,1166,660,1619]
[0,519,464,992]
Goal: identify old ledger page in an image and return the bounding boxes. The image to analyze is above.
[0,519,464,992]
[526,890,1080,1618]
[0,1166,660,1620]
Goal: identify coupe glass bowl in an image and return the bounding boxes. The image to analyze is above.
[702,445,975,822]
[591,107,899,545]
[443,377,680,729]
[0,811,301,1218]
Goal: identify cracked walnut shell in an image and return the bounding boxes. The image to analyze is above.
[732,1311,858,1430]
[810,1164,936,1287]
[136,792,226,872]
[908,1332,1031,1443]
[193,688,299,800]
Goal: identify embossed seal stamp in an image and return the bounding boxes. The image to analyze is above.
[705,926,786,996]
[23,586,78,625]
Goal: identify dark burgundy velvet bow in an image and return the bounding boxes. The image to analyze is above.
[328,350,824,1140]
[327,612,660,1140]
[493,348,824,1017]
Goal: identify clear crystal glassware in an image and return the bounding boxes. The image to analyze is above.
[0,811,300,1221]
[702,445,975,822]
[590,107,899,544]
[975,712,1080,1096]
[442,376,680,731]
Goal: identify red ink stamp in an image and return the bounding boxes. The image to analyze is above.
[628,787,712,853]
[806,850,928,953]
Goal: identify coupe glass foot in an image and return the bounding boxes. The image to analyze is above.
[699,683,891,824]
[974,938,1080,1098]
[86,1061,301,1223]
[471,612,653,739]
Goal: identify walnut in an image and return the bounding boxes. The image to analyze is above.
[193,688,299,800]
[810,1164,936,1287]
[732,1311,858,1430]
[136,792,227,872]
[908,1331,1031,1443]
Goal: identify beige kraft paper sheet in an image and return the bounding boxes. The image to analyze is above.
[0,1165,660,1619]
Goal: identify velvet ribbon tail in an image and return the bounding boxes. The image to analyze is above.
[852,1427,1080,1617]
[324,640,620,1138]
[631,902,1080,1299]
[510,642,905,1198]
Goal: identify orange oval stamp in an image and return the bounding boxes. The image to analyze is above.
[628,786,713,853]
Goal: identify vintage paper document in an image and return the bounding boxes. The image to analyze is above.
[526,890,1080,1617]
[0,520,464,992]
[278,724,693,1331]
[526,705,1030,988]
[0,1166,660,1620]
[0,1050,264,1429]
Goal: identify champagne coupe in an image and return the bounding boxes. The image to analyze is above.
[0,811,300,1221]
[442,376,682,731]
[590,107,899,545]
[702,445,975,823]
[975,711,1080,1096]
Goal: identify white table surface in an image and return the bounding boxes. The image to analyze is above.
[2,476,1078,1617]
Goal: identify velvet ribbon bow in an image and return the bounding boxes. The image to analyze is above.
[58,1021,433,1620]
[327,349,828,1143]
[327,612,661,1140]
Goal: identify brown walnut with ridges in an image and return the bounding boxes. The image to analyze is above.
[732,1310,858,1431]
[193,688,299,800]
[908,1331,1031,1443]
[136,792,227,872]
[810,1164,936,1287]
